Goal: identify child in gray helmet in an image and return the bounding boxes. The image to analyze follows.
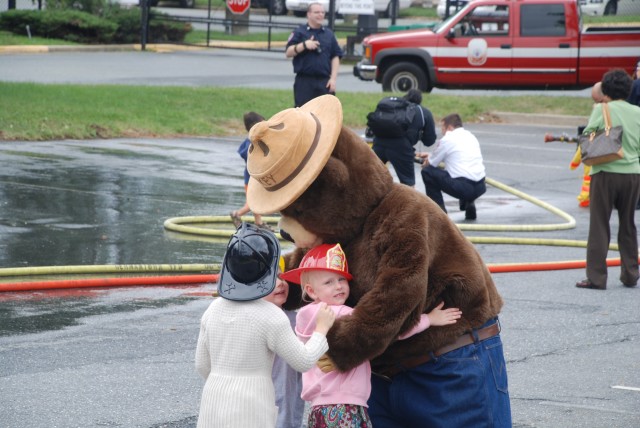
[195,223,335,428]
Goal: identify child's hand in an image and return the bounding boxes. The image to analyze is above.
[314,302,336,335]
[427,302,462,326]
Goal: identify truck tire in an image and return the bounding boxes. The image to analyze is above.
[179,0,194,7]
[382,62,430,93]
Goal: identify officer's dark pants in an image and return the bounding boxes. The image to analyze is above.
[294,74,332,107]
[421,165,486,212]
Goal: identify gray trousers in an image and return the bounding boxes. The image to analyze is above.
[586,171,640,287]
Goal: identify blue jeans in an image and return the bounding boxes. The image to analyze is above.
[368,318,512,428]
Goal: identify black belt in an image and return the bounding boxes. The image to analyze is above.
[296,74,328,79]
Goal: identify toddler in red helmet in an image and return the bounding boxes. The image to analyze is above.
[280,243,462,428]
[195,223,336,428]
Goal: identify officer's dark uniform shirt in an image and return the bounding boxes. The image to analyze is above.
[287,24,344,78]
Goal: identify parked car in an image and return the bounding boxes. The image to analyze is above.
[252,0,288,15]
[354,0,640,92]
[436,0,470,18]
[579,0,640,15]
[285,0,411,18]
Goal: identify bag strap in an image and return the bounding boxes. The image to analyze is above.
[416,105,425,128]
[602,102,612,130]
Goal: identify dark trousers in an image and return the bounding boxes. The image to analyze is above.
[372,143,415,186]
[587,171,640,287]
[421,166,486,212]
[293,74,332,107]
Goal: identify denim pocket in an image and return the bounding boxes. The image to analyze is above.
[485,339,509,394]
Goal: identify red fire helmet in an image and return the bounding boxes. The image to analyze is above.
[279,243,353,284]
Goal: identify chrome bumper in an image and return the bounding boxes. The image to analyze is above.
[353,61,377,81]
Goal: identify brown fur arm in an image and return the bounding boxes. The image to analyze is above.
[326,213,433,371]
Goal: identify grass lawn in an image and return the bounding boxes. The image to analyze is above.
[0,82,595,141]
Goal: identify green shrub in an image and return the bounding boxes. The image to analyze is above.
[148,13,192,42]
[47,0,109,15]
[103,7,143,43]
[0,8,191,44]
[0,10,116,43]
[0,10,34,36]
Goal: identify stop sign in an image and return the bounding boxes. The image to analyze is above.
[227,0,250,14]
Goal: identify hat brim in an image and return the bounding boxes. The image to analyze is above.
[247,95,343,214]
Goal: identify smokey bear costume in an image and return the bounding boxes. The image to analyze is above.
[246,95,511,427]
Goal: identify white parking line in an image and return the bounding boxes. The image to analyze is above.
[612,385,640,392]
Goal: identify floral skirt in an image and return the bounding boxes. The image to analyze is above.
[308,404,372,428]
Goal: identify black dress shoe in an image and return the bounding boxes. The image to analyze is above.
[575,279,606,290]
[622,281,637,288]
[459,200,467,211]
[465,201,476,220]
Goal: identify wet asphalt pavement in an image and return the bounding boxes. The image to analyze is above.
[1,125,638,428]
[0,50,637,427]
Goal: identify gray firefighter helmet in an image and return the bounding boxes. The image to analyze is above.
[217,222,281,301]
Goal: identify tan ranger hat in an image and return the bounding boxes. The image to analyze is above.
[246,95,343,214]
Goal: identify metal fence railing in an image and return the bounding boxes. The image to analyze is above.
[143,0,390,57]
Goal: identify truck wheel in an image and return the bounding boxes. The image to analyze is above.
[179,0,194,7]
[382,62,429,93]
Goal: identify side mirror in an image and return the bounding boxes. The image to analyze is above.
[446,28,456,39]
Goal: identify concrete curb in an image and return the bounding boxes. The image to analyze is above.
[494,111,589,127]
[0,42,289,54]
[0,43,206,54]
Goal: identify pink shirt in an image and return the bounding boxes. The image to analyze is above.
[295,302,430,408]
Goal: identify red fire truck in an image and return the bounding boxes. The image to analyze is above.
[353,0,640,91]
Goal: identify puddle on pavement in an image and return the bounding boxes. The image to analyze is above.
[0,137,252,334]
[0,138,247,269]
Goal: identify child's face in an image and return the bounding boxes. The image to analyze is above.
[263,276,289,308]
[304,270,350,306]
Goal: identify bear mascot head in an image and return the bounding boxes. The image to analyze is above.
[246,95,504,384]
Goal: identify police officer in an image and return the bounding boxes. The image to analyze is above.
[285,2,344,107]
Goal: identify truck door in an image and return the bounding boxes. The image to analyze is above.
[435,3,513,86]
[510,2,578,86]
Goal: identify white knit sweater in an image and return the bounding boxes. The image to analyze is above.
[195,298,328,428]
